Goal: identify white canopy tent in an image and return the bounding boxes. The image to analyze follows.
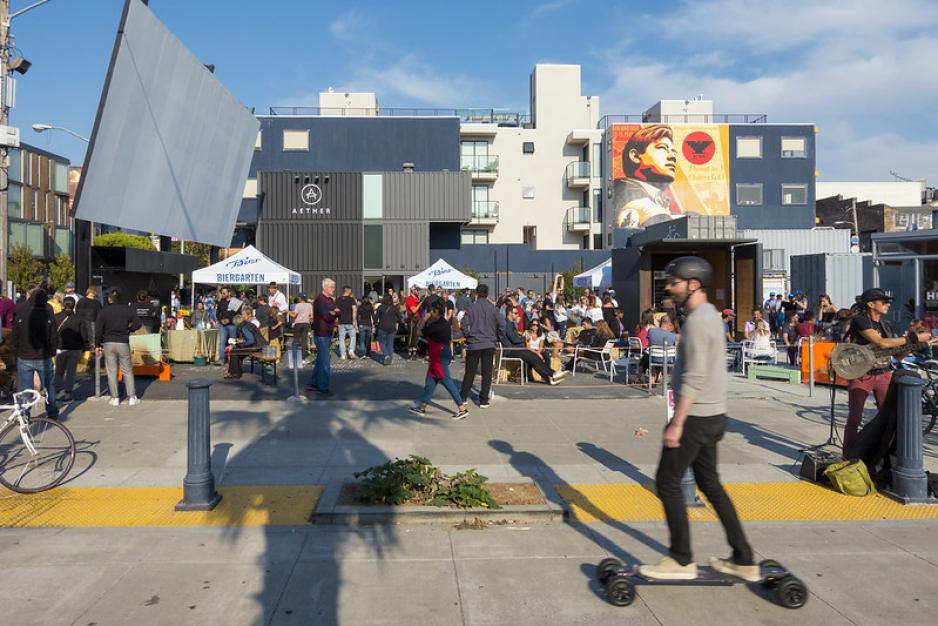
[190,245,301,309]
[573,258,612,289]
[407,259,478,290]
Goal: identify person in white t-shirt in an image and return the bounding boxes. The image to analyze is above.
[267,281,287,312]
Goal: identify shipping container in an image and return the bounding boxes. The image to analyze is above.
[789,253,872,311]
[741,228,851,277]
[258,171,363,221]
[383,172,471,221]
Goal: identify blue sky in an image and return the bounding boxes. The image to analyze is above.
[11,0,937,182]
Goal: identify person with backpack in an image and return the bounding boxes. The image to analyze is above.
[54,298,88,402]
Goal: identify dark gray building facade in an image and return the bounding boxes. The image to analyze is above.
[256,171,470,293]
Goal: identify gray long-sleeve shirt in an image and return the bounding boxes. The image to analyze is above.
[461,298,505,351]
[671,302,727,416]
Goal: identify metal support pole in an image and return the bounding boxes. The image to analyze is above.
[886,375,934,504]
[808,335,814,397]
[287,347,305,403]
[176,379,222,511]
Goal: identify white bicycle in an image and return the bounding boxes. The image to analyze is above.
[0,389,76,493]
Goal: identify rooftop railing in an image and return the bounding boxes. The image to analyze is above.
[268,106,531,125]
[598,113,768,129]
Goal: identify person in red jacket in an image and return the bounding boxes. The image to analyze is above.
[408,302,469,419]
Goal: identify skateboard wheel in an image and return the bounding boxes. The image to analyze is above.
[775,577,808,609]
[760,559,785,588]
[596,558,622,585]
[605,575,636,607]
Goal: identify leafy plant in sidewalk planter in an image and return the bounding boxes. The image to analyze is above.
[353,455,499,509]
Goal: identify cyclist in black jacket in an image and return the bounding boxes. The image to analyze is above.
[9,287,59,419]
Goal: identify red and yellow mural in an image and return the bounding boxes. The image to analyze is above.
[609,123,730,230]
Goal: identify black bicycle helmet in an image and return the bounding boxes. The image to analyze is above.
[664,256,712,288]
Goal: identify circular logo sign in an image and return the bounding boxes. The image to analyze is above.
[301,184,322,206]
[682,131,715,165]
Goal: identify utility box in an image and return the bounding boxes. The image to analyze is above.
[0,125,20,148]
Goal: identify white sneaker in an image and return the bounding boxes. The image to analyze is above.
[551,370,570,381]
[128,396,141,406]
[108,397,120,407]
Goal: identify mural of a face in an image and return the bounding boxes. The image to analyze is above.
[628,136,677,183]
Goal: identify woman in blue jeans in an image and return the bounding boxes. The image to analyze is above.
[409,302,469,420]
[374,294,400,365]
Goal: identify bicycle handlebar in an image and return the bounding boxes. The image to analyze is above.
[0,389,42,412]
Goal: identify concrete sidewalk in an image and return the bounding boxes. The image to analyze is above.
[2,369,937,624]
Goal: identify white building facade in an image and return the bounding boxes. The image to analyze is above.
[460,64,603,250]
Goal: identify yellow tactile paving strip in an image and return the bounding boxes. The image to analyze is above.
[557,482,938,523]
[0,485,323,528]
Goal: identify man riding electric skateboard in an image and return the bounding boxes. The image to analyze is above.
[639,256,759,582]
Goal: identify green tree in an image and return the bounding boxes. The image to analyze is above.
[460,264,481,281]
[8,243,44,294]
[560,265,586,303]
[170,240,211,266]
[47,253,76,292]
[93,233,156,250]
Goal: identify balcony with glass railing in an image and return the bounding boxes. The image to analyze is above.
[565,206,592,232]
[461,154,499,181]
[469,200,499,227]
[565,161,591,188]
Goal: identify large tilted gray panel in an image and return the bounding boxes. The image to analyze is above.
[74,0,258,247]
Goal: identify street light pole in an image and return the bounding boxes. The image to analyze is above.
[1,0,11,294]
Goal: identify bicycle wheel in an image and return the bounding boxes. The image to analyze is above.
[0,417,76,493]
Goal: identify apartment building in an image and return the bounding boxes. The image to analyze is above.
[460,64,603,250]
[5,143,72,260]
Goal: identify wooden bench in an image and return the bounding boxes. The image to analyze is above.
[248,352,278,385]
[746,364,800,384]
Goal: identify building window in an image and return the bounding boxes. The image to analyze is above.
[522,142,534,154]
[592,189,603,223]
[54,162,68,194]
[255,130,263,150]
[461,140,494,172]
[523,225,536,247]
[7,183,21,218]
[31,190,38,218]
[593,234,603,250]
[55,196,67,225]
[282,129,309,151]
[460,229,489,245]
[591,143,602,177]
[763,248,785,271]
[363,174,383,219]
[521,186,535,199]
[55,228,71,256]
[781,183,808,205]
[363,225,383,269]
[781,136,807,158]
[8,148,22,183]
[25,152,32,186]
[736,136,762,159]
[243,178,257,199]
[9,221,45,257]
[736,183,763,206]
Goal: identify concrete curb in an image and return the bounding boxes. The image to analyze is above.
[310,479,564,526]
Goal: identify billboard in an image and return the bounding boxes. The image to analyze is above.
[608,123,730,230]
[74,0,259,247]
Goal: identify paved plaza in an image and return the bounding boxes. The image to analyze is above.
[1,359,937,625]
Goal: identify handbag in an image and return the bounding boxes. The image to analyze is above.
[824,459,876,497]
[371,339,381,354]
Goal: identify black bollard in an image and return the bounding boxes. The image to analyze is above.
[887,375,934,504]
[176,379,222,511]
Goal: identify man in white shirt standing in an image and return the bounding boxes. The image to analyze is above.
[267,281,287,313]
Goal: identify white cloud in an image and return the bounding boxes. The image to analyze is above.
[596,0,938,180]
[328,10,362,39]
[533,0,577,15]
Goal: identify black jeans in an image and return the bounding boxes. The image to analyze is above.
[655,414,754,566]
[517,350,553,381]
[460,347,495,405]
[293,323,310,356]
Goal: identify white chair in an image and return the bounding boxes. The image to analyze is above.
[495,345,526,385]
[572,339,615,376]
[741,340,778,375]
[647,344,678,390]
[610,337,644,383]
